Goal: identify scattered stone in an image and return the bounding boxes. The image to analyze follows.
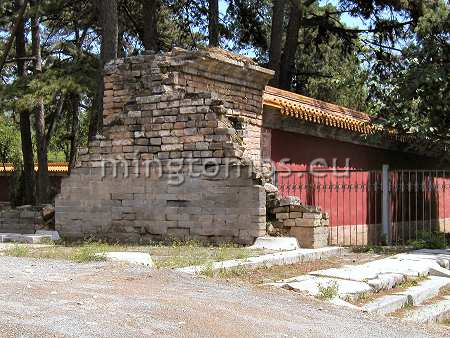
[250,236,300,251]
[96,252,155,267]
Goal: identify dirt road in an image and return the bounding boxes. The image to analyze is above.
[0,256,447,337]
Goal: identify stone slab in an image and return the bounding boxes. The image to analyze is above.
[0,233,53,244]
[397,276,450,306]
[276,275,372,300]
[177,247,346,274]
[362,294,410,315]
[35,230,61,241]
[96,252,155,267]
[249,237,300,251]
[363,276,450,315]
[404,296,450,324]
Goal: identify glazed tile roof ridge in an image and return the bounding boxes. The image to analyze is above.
[0,162,69,173]
[263,85,370,122]
[262,85,412,139]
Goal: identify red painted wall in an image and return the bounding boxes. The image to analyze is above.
[271,129,450,232]
[0,177,10,202]
[271,129,441,170]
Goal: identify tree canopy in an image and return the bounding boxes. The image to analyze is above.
[0,0,448,204]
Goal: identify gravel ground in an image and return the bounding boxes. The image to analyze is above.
[0,256,448,338]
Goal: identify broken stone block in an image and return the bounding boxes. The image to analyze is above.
[290,226,328,248]
[96,252,155,267]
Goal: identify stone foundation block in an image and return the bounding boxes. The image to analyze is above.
[290,226,328,249]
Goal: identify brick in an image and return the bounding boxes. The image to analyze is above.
[276,213,289,220]
[289,212,303,219]
[294,218,322,227]
[302,212,322,219]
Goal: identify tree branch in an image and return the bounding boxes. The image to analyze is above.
[0,0,29,75]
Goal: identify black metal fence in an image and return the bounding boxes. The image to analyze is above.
[275,167,450,246]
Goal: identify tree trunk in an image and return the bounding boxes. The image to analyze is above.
[268,0,286,87]
[142,0,159,51]
[0,0,28,74]
[89,0,118,140]
[15,0,35,205]
[31,0,49,204]
[68,93,80,174]
[279,0,302,90]
[208,0,219,47]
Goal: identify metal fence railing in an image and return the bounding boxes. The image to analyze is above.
[275,167,450,246]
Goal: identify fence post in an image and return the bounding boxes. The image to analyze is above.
[382,164,391,245]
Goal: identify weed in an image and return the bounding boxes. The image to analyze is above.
[316,281,339,300]
[407,231,447,250]
[200,262,215,277]
[397,275,428,289]
[68,245,106,263]
[3,244,30,257]
[217,265,248,278]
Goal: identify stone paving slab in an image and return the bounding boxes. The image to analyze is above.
[397,276,450,306]
[362,294,410,315]
[249,237,300,251]
[404,296,450,324]
[177,247,346,274]
[362,276,450,315]
[271,249,450,317]
[310,250,450,286]
[274,275,372,300]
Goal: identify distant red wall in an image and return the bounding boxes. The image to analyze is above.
[271,129,440,170]
[0,177,10,202]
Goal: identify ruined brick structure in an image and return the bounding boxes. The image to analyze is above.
[55,48,273,244]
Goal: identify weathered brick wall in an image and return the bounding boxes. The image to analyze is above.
[55,48,273,244]
[0,204,44,234]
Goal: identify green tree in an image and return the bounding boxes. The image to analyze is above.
[368,0,449,142]
[0,115,21,167]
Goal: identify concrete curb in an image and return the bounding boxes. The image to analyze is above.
[176,246,346,275]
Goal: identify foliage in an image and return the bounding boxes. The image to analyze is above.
[366,0,449,142]
[0,0,449,204]
[407,231,448,249]
[0,115,21,165]
[317,281,339,300]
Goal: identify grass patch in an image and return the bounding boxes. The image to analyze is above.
[3,244,31,257]
[316,281,339,300]
[351,245,411,255]
[397,275,428,289]
[1,239,265,267]
[152,240,263,268]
